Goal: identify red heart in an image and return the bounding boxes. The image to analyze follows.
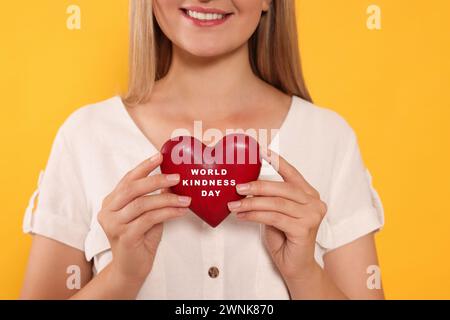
[160,133,262,227]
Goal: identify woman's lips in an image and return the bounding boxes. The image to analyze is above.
[180,7,233,27]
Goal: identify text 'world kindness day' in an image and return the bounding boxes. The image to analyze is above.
[182,168,236,197]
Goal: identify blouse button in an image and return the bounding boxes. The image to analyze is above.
[208,266,220,279]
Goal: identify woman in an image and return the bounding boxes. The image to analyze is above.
[21,0,384,299]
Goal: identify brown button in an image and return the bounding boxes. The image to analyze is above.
[208,266,220,278]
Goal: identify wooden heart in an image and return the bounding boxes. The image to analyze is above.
[160,133,262,227]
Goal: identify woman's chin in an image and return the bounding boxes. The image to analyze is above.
[190,50,226,59]
[180,44,241,60]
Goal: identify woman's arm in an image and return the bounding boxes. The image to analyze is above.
[285,232,384,300]
[21,155,191,300]
[21,235,93,299]
[21,235,144,300]
[324,232,384,299]
[230,148,384,300]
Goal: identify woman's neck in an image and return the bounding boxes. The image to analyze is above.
[154,42,267,121]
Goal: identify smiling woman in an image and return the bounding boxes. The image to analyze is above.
[20,0,384,300]
[125,0,311,106]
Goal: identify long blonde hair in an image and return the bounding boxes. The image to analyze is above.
[123,0,312,106]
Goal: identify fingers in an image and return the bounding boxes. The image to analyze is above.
[260,148,320,198]
[228,196,305,219]
[119,193,191,224]
[119,153,162,185]
[235,180,311,204]
[160,188,170,194]
[125,207,189,239]
[110,173,181,211]
[235,211,299,236]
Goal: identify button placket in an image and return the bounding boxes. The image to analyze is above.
[200,221,224,299]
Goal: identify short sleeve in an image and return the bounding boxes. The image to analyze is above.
[23,126,90,251]
[316,129,385,252]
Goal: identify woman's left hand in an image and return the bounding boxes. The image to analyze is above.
[227,148,328,284]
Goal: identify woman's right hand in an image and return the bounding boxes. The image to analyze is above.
[97,152,190,287]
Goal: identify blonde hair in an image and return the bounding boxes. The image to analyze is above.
[123,0,312,106]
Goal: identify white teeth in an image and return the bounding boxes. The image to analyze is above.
[187,10,225,21]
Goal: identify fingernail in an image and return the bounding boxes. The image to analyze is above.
[178,196,191,204]
[150,152,161,162]
[236,183,250,193]
[167,174,180,181]
[178,207,189,214]
[228,200,241,210]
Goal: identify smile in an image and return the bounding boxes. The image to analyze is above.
[187,10,226,21]
[180,6,233,27]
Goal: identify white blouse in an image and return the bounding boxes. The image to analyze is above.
[23,95,384,299]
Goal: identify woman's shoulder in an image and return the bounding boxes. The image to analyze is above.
[58,95,123,135]
[290,96,358,144]
[49,95,129,156]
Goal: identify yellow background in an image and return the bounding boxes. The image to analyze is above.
[1,0,449,299]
